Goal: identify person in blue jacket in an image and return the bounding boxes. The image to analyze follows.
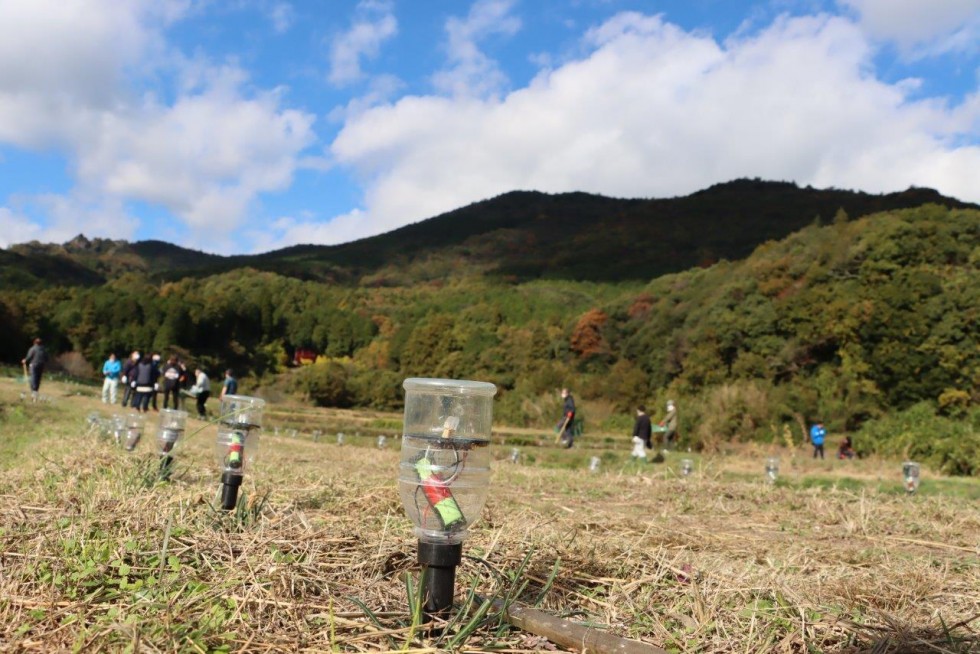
[810,421,826,459]
[101,353,122,404]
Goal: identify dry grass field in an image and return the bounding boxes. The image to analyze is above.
[1,377,977,653]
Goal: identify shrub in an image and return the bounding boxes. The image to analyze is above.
[688,381,776,450]
[856,402,980,476]
[55,351,96,379]
[291,360,353,408]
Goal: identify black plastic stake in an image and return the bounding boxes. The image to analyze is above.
[159,455,174,482]
[221,471,242,510]
[418,540,463,621]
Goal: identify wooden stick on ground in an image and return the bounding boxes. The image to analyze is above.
[491,599,669,654]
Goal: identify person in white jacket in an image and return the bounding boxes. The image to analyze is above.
[190,368,211,418]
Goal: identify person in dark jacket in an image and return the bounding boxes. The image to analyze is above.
[220,369,238,399]
[120,351,140,407]
[160,355,182,409]
[129,353,159,413]
[150,353,162,411]
[633,405,653,448]
[557,388,576,448]
[22,337,48,402]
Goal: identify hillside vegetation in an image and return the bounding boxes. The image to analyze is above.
[1,185,978,475]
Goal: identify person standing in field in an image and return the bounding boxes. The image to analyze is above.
[178,360,190,394]
[130,352,158,413]
[810,421,826,459]
[21,337,48,402]
[101,352,121,404]
[659,400,678,449]
[120,351,140,407]
[631,405,652,459]
[635,405,653,448]
[220,369,238,400]
[190,368,211,418]
[557,387,576,448]
[160,355,182,409]
[150,353,162,411]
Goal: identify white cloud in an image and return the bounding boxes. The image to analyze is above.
[0,0,157,148]
[0,194,138,248]
[310,11,979,248]
[0,207,43,247]
[0,0,317,252]
[839,0,980,54]
[256,207,368,252]
[269,2,295,34]
[328,1,398,86]
[83,75,315,234]
[432,0,522,98]
[327,73,405,122]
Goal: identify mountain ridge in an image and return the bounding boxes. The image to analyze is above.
[4,179,975,288]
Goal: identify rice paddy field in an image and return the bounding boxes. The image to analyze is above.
[0,376,977,653]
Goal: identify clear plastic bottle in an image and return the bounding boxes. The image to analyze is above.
[158,408,188,455]
[902,461,920,494]
[215,395,264,477]
[680,458,693,476]
[123,413,145,451]
[398,378,496,545]
[765,457,779,483]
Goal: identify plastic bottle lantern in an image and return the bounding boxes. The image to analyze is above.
[398,378,496,620]
[902,461,920,494]
[680,458,694,477]
[157,409,188,480]
[377,435,387,449]
[107,414,122,443]
[765,457,779,483]
[510,447,520,463]
[123,413,145,451]
[98,417,114,440]
[215,395,265,510]
[589,456,601,472]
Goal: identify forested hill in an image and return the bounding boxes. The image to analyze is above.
[4,179,974,288]
[1,201,978,474]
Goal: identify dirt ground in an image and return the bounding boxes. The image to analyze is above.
[1,378,977,653]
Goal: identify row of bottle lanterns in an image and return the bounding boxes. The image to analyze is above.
[88,408,923,497]
[507,448,920,493]
[760,456,921,493]
[83,381,925,627]
[266,426,397,449]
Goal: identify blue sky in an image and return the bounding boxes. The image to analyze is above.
[1,0,977,254]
